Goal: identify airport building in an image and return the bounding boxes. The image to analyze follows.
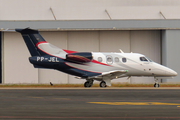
[0,0,180,84]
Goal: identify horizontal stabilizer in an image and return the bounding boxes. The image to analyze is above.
[16,28,39,34]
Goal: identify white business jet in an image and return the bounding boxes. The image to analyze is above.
[16,28,177,88]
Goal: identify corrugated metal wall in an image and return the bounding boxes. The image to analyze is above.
[3,30,161,84]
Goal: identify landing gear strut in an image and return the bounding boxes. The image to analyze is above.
[154,77,159,88]
[100,81,107,88]
[84,80,94,87]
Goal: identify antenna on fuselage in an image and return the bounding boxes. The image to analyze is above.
[119,49,124,53]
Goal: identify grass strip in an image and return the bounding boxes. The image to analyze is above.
[0,83,180,87]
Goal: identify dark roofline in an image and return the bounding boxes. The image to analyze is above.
[0,20,180,31]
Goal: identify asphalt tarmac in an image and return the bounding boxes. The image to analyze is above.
[0,88,180,120]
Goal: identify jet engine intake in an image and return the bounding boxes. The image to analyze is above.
[66,52,93,63]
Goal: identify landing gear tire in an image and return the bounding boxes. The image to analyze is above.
[154,83,159,88]
[100,81,107,88]
[84,81,93,87]
[84,81,90,87]
[154,77,159,88]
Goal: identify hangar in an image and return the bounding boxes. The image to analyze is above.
[0,0,179,84]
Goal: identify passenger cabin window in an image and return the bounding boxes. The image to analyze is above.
[122,58,127,63]
[115,57,119,63]
[98,57,102,62]
[140,57,148,62]
[106,56,113,64]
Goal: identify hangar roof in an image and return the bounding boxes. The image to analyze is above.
[1,20,180,31]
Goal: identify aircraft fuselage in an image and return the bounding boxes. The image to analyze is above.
[16,28,177,87]
[29,52,177,79]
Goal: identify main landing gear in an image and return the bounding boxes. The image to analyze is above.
[154,77,159,88]
[84,80,107,88]
[100,81,107,88]
[84,80,94,87]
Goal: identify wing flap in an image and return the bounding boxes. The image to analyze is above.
[75,70,128,80]
[89,70,128,80]
[102,70,128,76]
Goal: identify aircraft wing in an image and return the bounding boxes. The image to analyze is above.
[90,70,128,80]
[75,70,128,86]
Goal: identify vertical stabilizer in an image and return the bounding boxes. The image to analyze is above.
[16,28,48,56]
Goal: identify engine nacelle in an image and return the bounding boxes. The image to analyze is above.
[66,52,93,63]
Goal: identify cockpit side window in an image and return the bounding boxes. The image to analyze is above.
[122,58,127,63]
[140,57,148,62]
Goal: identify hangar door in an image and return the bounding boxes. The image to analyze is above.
[3,30,160,84]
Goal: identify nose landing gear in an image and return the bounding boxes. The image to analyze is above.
[154,83,159,87]
[154,77,159,88]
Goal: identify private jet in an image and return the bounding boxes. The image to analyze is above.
[16,28,177,88]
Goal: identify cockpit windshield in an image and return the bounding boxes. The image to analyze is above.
[140,57,148,62]
[146,57,153,62]
[140,56,153,62]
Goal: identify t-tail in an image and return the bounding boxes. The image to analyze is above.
[16,28,97,76]
[16,28,67,69]
[16,28,48,56]
[16,28,68,57]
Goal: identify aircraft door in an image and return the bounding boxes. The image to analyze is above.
[139,57,152,73]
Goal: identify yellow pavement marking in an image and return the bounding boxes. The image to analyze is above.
[177,106,180,107]
[88,102,180,106]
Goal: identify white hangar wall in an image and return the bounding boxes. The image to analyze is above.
[3,32,38,84]
[0,0,180,20]
[2,30,161,84]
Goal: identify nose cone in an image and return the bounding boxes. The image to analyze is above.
[166,68,177,77]
[152,63,177,77]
